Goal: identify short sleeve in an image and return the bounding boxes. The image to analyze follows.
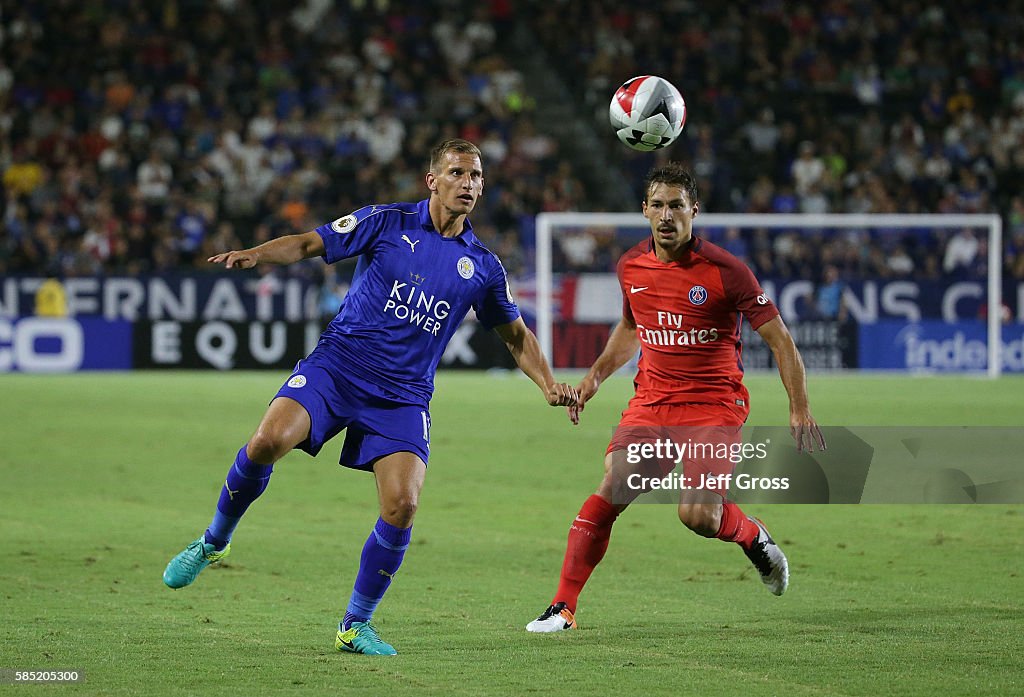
[315,206,387,264]
[720,257,779,330]
[474,258,521,330]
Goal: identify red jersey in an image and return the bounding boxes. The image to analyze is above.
[618,235,779,408]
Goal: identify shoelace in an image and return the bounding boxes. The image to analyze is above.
[360,622,384,642]
[537,605,561,621]
[179,540,205,570]
[746,539,774,577]
[180,540,216,571]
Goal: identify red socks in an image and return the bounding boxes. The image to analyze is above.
[552,497,758,611]
[716,501,759,550]
[552,495,619,612]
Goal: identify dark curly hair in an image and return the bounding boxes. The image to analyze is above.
[643,163,699,205]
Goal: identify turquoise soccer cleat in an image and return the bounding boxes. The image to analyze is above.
[335,621,397,656]
[163,536,230,589]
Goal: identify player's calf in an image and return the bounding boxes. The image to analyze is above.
[677,492,726,537]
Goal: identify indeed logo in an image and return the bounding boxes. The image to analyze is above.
[637,311,719,348]
[383,280,451,336]
[902,329,1024,371]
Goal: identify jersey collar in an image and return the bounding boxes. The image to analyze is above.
[647,233,701,260]
[417,198,476,246]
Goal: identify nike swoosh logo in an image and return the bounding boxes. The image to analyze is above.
[574,516,597,525]
[630,286,648,294]
[337,629,357,651]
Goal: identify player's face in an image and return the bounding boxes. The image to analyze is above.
[426,151,484,216]
[642,182,698,253]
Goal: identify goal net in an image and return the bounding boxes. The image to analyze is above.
[534,213,1005,377]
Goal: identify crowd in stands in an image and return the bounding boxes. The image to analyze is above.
[2,0,1024,299]
[554,219,999,285]
[530,0,1024,285]
[0,0,567,281]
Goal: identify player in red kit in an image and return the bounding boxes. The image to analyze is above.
[527,163,826,632]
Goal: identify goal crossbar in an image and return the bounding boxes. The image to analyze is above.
[535,212,1003,377]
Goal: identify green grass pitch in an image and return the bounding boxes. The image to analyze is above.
[1,371,1022,696]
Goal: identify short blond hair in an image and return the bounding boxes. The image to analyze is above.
[429,138,482,173]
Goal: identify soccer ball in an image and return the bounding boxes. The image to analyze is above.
[609,75,686,152]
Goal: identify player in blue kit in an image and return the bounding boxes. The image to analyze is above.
[163,139,580,655]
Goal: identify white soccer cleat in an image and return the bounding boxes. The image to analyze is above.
[743,517,789,596]
[526,602,578,633]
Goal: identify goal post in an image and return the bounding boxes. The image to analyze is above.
[535,212,1003,377]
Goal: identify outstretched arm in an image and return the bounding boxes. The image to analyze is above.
[575,315,640,413]
[493,317,580,410]
[208,231,326,269]
[756,316,826,452]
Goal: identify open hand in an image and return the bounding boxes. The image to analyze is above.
[208,250,258,269]
[791,410,826,452]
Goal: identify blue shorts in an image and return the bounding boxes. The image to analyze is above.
[274,355,431,471]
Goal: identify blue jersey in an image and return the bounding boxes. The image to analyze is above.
[313,198,520,404]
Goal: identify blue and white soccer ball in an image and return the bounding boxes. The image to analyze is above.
[609,75,687,152]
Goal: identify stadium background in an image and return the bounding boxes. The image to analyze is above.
[1,3,1023,696]
[2,0,1024,373]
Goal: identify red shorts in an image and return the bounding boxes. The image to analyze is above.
[606,402,749,487]
[613,401,748,432]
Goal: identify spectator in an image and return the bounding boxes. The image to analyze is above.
[815,265,846,321]
[174,198,211,262]
[743,107,781,157]
[943,228,979,274]
[920,81,947,125]
[558,230,598,271]
[3,145,45,196]
[136,150,173,210]
[791,141,825,197]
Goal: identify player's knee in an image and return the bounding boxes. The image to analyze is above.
[677,503,720,537]
[381,495,418,528]
[596,472,618,501]
[598,458,636,505]
[247,429,291,464]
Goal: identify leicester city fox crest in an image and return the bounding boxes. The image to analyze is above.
[457,256,475,279]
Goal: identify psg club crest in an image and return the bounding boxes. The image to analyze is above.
[688,285,708,305]
[457,256,475,279]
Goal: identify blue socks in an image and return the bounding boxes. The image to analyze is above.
[343,517,412,627]
[201,450,410,628]
[204,445,274,550]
